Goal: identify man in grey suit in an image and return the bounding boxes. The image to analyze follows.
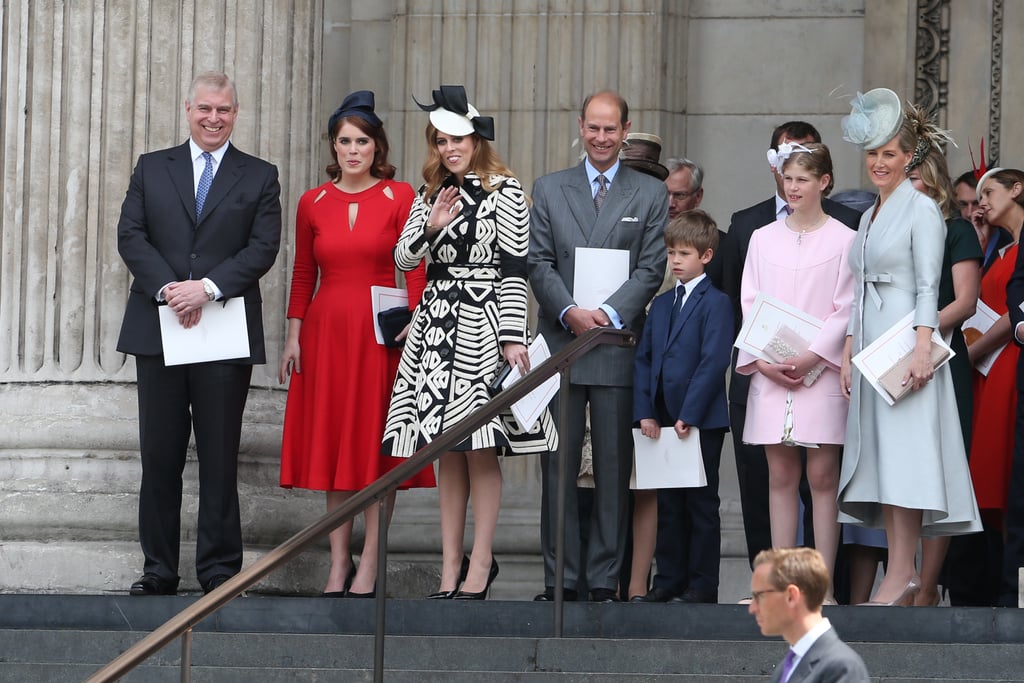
[750,548,869,683]
[528,91,668,602]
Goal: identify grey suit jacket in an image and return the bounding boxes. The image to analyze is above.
[528,162,668,386]
[771,628,870,683]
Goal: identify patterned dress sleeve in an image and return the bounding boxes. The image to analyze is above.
[394,188,432,272]
[493,176,530,346]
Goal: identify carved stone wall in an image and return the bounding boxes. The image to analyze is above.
[0,0,325,593]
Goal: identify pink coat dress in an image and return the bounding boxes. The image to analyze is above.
[736,216,856,445]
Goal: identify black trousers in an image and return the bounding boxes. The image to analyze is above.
[1000,391,1024,606]
[135,356,252,587]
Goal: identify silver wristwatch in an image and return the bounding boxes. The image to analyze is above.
[202,280,216,301]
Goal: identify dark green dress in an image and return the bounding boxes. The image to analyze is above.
[939,217,983,448]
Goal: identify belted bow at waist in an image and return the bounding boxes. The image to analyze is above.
[863,272,892,310]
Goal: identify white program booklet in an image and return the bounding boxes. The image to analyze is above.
[501,335,559,432]
[734,291,825,363]
[631,428,707,490]
[962,298,1004,376]
[158,298,249,366]
[572,247,629,309]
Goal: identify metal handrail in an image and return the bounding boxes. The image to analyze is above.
[85,326,636,682]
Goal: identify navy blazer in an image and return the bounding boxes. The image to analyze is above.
[633,276,733,430]
[116,141,282,363]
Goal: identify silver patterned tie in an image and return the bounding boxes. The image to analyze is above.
[196,151,213,220]
[594,174,608,215]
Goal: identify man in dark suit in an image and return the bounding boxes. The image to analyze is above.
[750,548,869,683]
[116,71,282,595]
[1001,230,1024,607]
[528,91,668,602]
[719,121,862,570]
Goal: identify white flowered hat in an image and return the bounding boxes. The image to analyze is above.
[841,88,902,150]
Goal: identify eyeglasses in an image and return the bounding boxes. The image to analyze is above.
[750,588,783,602]
[668,190,699,202]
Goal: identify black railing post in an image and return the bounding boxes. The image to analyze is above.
[179,628,192,683]
[373,496,389,682]
[553,366,571,637]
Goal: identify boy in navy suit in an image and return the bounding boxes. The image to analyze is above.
[633,210,733,603]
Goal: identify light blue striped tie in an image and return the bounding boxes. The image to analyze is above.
[195,151,213,220]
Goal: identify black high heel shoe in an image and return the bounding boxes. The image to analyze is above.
[454,557,499,600]
[427,555,470,599]
[322,565,355,598]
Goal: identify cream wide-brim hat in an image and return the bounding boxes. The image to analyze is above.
[841,88,903,150]
[429,104,481,137]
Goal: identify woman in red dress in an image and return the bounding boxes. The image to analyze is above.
[968,169,1024,522]
[278,91,434,597]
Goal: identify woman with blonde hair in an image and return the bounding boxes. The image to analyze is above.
[382,86,557,599]
[838,89,981,605]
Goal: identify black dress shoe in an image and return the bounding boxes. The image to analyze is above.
[202,575,233,595]
[454,557,500,600]
[533,587,578,602]
[670,588,718,604]
[347,586,376,598]
[634,587,675,603]
[427,554,471,599]
[322,570,355,598]
[129,574,177,596]
[589,588,619,603]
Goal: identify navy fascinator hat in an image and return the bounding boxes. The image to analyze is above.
[414,85,494,141]
[328,90,382,137]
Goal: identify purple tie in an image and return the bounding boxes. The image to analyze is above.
[779,649,797,682]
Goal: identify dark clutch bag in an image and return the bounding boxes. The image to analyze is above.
[377,306,412,348]
[487,362,515,396]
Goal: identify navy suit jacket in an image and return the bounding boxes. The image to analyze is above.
[633,276,733,429]
[116,141,282,363]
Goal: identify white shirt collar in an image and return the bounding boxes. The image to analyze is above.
[791,616,832,659]
[677,272,706,296]
[585,157,621,189]
[775,193,790,219]
[189,139,230,165]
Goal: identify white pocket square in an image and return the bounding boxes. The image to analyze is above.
[620,216,639,222]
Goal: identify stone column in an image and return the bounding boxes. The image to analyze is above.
[0,0,325,593]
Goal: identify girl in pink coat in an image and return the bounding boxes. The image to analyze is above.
[736,143,856,599]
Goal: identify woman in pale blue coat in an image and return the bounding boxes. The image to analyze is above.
[838,89,981,605]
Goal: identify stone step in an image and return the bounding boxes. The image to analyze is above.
[3,630,1024,682]
[3,595,1024,681]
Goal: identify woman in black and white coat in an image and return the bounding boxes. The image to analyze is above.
[382,86,557,600]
